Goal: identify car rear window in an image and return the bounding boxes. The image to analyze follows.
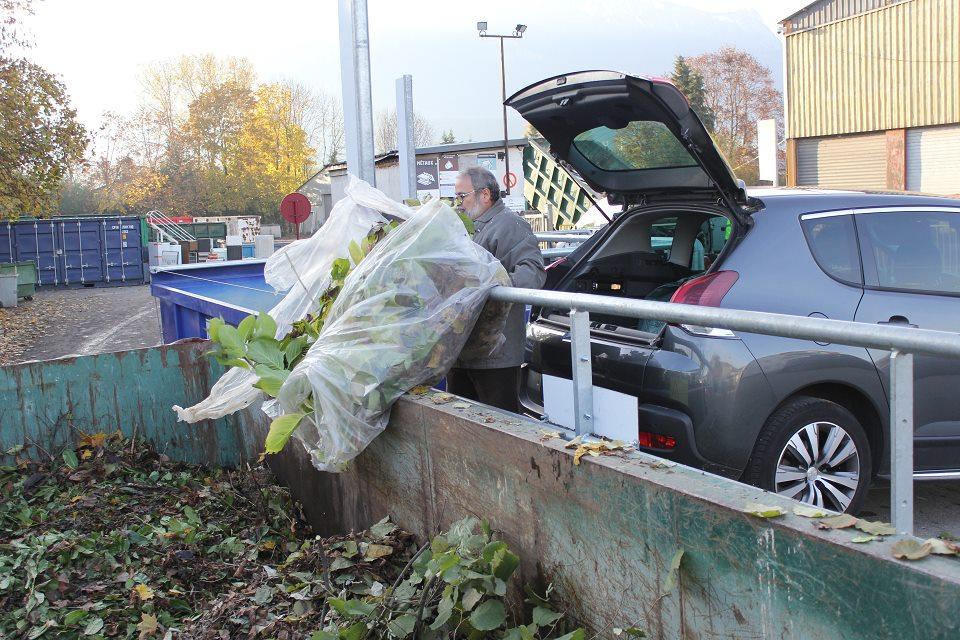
[573,122,698,171]
[801,214,862,285]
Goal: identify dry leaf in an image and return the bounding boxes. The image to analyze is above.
[364,543,394,560]
[451,402,471,409]
[430,393,454,404]
[133,583,155,601]
[409,386,430,396]
[792,504,830,518]
[815,513,858,529]
[538,430,562,440]
[924,538,960,556]
[137,613,159,638]
[854,519,896,536]
[850,535,878,543]
[892,538,930,560]
[743,503,786,518]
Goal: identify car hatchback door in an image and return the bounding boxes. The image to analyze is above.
[853,207,960,474]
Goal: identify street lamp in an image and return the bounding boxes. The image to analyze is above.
[478,20,527,195]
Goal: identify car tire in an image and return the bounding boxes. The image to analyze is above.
[744,396,872,514]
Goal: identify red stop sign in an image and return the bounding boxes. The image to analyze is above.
[280,193,311,224]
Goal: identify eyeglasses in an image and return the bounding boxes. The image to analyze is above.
[453,189,480,203]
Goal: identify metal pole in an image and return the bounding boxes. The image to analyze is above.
[396,74,416,201]
[500,36,510,196]
[890,350,914,535]
[569,309,594,437]
[338,0,376,184]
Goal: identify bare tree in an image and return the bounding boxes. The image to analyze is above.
[280,81,344,166]
[687,46,782,185]
[374,108,435,155]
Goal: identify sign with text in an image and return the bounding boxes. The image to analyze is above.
[415,159,440,201]
[438,155,459,197]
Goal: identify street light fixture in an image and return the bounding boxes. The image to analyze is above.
[477,20,527,195]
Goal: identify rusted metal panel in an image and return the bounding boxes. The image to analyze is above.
[786,0,960,139]
[0,340,249,468]
[886,128,907,189]
[252,393,960,639]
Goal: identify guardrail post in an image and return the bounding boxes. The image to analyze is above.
[569,309,593,438]
[890,349,914,535]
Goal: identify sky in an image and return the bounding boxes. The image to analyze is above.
[21,0,812,144]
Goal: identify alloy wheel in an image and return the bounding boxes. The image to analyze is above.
[774,421,861,512]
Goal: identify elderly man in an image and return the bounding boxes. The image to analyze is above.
[449,166,545,412]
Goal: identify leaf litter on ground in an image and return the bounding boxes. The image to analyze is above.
[1,433,586,639]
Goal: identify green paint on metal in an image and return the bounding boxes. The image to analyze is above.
[0,340,249,467]
[0,261,37,299]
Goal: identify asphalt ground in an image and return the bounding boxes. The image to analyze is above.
[0,283,957,537]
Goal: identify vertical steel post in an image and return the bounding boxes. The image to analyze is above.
[499,36,510,195]
[569,309,593,437]
[338,0,376,185]
[890,349,915,535]
[396,74,416,201]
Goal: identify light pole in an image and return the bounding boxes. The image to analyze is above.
[478,21,526,196]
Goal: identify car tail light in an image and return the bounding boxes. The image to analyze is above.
[638,431,677,450]
[545,257,566,271]
[669,270,738,306]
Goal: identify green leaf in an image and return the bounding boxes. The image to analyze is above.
[461,587,483,612]
[469,599,506,631]
[246,337,284,368]
[310,632,338,640]
[482,540,506,564]
[554,630,587,640]
[264,413,307,454]
[531,606,563,627]
[253,365,289,398]
[82,617,104,636]
[743,503,785,518]
[613,628,646,637]
[331,257,351,281]
[328,597,376,618]
[62,448,78,469]
[284,335,308,367]
[387,614,417,637]
[237,315,256,341]
[348,239,364,265]
[63,610,87,626]
[491,547,520,581]
[217,324,242,353]
[338,622,368,640]
[254,313,278,339]
[207,317,225,341]
[851,535,878,543]
[430,594,455,630]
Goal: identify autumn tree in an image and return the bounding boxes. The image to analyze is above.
[374,108,435,154]
[687,47,782,185]
[670,56,715,132]
[0,0,87,219]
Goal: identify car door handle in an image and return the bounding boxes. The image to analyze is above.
[878,316,918,329]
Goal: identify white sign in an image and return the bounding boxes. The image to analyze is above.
[438,155,459,197]
[542,374,639,443]
[757,118,778,185]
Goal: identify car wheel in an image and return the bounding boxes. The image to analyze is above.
[744,396,872,514]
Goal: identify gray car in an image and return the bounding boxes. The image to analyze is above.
[507,70,960,513]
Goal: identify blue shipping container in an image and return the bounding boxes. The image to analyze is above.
[0,216,145,287]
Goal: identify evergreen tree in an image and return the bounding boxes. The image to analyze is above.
[671,56,716,133]
[440,129,456,144]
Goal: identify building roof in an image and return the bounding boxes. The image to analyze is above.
[780,0,906,31]
[324,138,529,174]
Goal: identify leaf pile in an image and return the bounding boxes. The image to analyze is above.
[0,433,317,639]
[1,435,587,638]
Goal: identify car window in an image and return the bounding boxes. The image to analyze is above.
[801,214,862,285]
[856,210,960,295]
[573,122,698,171]
[651,217,676,261]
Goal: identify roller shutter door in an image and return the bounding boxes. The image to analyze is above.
[906,125,960,196]
[796,133,887,189]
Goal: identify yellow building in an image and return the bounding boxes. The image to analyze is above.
[782,0,960,194]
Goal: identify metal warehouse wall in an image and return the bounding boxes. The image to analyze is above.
[785,0,960,139]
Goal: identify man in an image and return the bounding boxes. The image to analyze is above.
[448,166,545,412]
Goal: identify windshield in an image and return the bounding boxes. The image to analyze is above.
[572,122,699,172]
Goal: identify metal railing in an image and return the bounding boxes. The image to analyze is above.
[147,210,196,244]
[488,285,960,536]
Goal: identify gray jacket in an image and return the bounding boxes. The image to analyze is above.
[458,200,546,369]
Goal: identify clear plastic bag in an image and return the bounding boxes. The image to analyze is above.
[173,177,411,423]
[276,197,510,471]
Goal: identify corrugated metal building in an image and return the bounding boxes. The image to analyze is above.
[782,0,960,194]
